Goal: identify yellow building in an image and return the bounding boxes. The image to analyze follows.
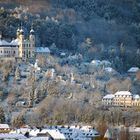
[113,91,132,107]
[0,27,35,60]
[16,27,35,59]
[102,91,140,107]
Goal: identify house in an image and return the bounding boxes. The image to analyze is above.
[35,47,50,56]
[0,124,11,133]
[102,94,115,106]
[91,60,111,68]
[11,125,100,140]
[114,91,133,107]
[91,60,101,66]
[0,133,27,139]
[128,67,139,78]
[129,127,140,139]
[102,91,140,107]
[0,27,35,60]
[132,95,140,107]
[38,129,66,139]
[128,67,139,73]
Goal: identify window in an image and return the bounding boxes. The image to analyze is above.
[28,51,30,57]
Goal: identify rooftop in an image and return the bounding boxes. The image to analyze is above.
[114,91,132,96]
[0,124,10,129]
[128,67,139,73]
[0,39,10,46]
[103,94,115,99]
[36,47,50,53]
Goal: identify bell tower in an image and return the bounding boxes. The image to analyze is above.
[18,27,24,58]
[16,27,20,40]
[29,27,35,58]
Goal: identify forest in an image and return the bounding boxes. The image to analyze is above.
[0,0,140,72]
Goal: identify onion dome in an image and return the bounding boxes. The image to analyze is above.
[30,28,35,34]
[17,28,20,32]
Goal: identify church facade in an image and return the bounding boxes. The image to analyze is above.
[0,27,35,60]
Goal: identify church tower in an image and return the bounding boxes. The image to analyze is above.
[18,27,24,58]
[16,27,20,39]
[29,27,35,58]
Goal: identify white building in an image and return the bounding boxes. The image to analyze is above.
[36,47,50,56]
[11,125,100,140]
[102,94,115,106]
[102,91,140,107]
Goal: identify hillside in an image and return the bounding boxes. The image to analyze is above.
[0,0,140,71]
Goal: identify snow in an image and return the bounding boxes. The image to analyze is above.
[133,94,140,99]
[36,47,50,53]
[103,94,115,99]
[0,39,10,46]
[129,127,140,132]
[60,52,66,56]
[104,67,114,72]
[30,137,49,140]
[91,60,101,65]
[0,133,27,139]
[114,91,132,96]
[128,67,139,73]
[104,129,112,139]
[10,39,19,46]
[40,129,66,139]
[0,124,10,129]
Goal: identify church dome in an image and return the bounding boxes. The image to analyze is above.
[20,28,24,34]
[17,28,20,32]
[30,29,35,34]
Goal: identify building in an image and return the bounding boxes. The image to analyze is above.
[0,27,35,60]
[36,47,50,56]
[0,133,27,139]
[12,125,100,140]
[0,124,11,133]
[127,67,139,78]
[102,91,140,107]
[0,38,18,58]
[113,91,132,107]
[102,94,114,106]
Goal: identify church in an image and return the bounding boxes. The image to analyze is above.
[0,27,35,60]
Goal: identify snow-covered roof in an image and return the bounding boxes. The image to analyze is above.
[114,91,132,96]
[102,60,111,65]
[0,124,10,129]
[40,129,66,139]
[128,67,139,73]
[20,28,24,33]
[0,133,26,139]
[103,94,115,99]
[104,129,112,139]
[36,47,50,53]
[129,127,140,132]
[60,52,66,56]
[91,60,101,65]
[0,39,10,46]
[30,137,49,140]
[10,39,19,46]
[30,129,40,137]
[133,94,140,99]
[104,67,114,72]
[30,29,35,33]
